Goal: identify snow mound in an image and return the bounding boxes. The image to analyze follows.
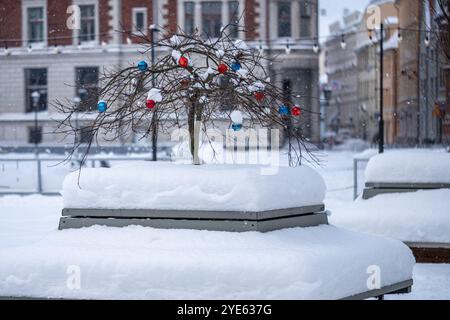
[365,151,450,184]
[330,189,450,243]
[0,225,414,299]
[62,163,326,211]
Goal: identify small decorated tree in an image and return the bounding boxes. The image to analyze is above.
[55,25,317,166]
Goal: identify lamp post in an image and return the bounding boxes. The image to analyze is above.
[150,24,159,162]
[31,91,41,152]
[378,23,385,153]
[31,90,42,193]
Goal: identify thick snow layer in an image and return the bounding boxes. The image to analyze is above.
[61,163,326,211]
[0,220,414,299]
[365,151,450,184]
[330,189,450,243]
[388,264,450,300]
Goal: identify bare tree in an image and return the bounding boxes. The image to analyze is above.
[54,25,319,167]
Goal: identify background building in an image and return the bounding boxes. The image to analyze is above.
[0,0,320,148]
[323,9,361,141]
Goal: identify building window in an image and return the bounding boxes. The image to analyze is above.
[184,2,195,34]
[79,5,96,42]
[132,8,148,35]
[25,68,47,113]
[202,1,222,38]
[27,7,45,43]
[278,2,291,38]
[228,1,239,39]
[75,67,99,109]
[300,0,312,38]
[28,126,43,144]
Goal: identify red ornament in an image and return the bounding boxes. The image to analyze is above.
[254,92,265,101]
[146,99,156,109]
[218,63,228,74]
[292,106,302,116]
[180,78,190,88]
[178,56,189,68]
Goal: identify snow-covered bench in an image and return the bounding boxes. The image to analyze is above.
[362,152,450,200]
[59,163,328,232]
[334,151,450,263]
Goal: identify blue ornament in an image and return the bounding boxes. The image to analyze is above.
[231,61,241,71]
[137,60,148,72]
[231,123,242,131]
[97,100,107,113]
[278,105,289,115]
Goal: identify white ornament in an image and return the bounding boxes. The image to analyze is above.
[147,88,163,102]
[230,110,243,125]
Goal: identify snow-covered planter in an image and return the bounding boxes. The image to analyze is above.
[363,151,450,199]
[59,162,328,232]
[333,150,450,262]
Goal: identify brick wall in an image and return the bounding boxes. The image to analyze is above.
[163,0,177,34]
[244,0,259,40]
[121,0,154,43]
[0,0,22,47]
[48,0,72,46]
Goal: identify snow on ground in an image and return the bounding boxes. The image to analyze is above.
[0,194,413,299]
[0,149,449,299]
[330,189,450,243]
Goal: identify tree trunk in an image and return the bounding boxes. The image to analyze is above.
[188,98,202,165]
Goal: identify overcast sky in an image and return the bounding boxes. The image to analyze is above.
[319,0,370,39]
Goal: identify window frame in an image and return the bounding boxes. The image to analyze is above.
[25,68,48,113]
[22,0,47,47]
[73,0,99,45]
[178,0,243,40]
[75,67,100,110]
[277,1,292,38]
[183,1,196,34]
[201,1,223,38]
[132,7,148,36]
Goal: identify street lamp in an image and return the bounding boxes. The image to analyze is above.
[31,90,42,193]
[31,91,41,150]
[150,24,160,161]
[323,85,332,106]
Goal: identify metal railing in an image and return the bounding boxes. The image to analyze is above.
[353,157,370,200]
[0,154,170,195]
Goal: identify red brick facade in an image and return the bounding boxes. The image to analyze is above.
[48,0,72,46]
[0,0,265,47]
[0,0,22,47]
[121,0,153,43]
[244,0,259,40]
[163,0,177,34]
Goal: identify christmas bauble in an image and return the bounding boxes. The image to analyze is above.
[231,62,241,71]
[278,105,289,115]
[178,56,189,68]
[218,63,228,74]
[180,78,190,88]
[231,123,242,131]
[146,99,156,109]
[292,106,302,116]
[230,110,243,124]
[97,100,107,113]
[254,92,265,101]
[137,61,148,71]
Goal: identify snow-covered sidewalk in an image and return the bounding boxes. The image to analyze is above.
[0,195,414,300]
[0,150,449,299]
